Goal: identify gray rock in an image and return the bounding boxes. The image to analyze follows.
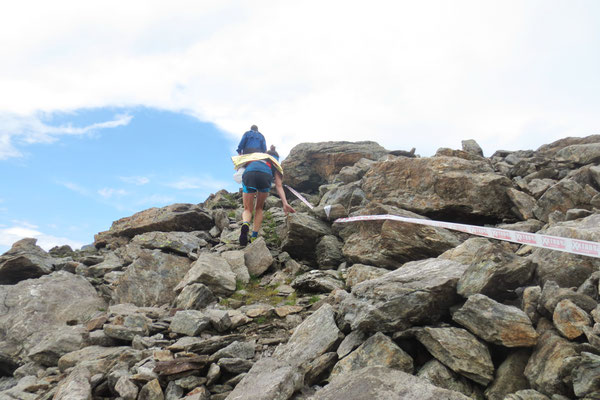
[131,231,207,256]
[336,330,367,359]
[243,238,273,277]
[168,334,244,354]
[115,375,138,400]
[523,286,543,326]
[504,390,550,400]
[338,204,460,268]
[553,299,591,339]
[104,313,151,341]
[221,250,250,284]
[524,330,579,396]
[533,179,591,222]
[281,213,332,264]
[170,310,210,336]
[205,309,232,332]
[304,352,338,386]
[497,219,545,233]
[440,238,535,299]
[111,249,192,307]
[572,352,600,398]
[273,304,341,368]
[531,214,600,288]
[484,349,531,400]
[330,332,413,379]
[53,365,92,400]
[211,341,256,361]
[281,141,389,192]
[175,253,236,297]
[175,283,216,310]
[225,357,303,400]
[417,359,485,400]
[415,327,494,386]
[94,203,213,246]
[318,182,367,212]
[27,325,88,367]
[340,258,467,332]
[453,294,538,347]
[84,252,124,278]
[539,280,597,317]
[462,139,484,156]
[345,264,388,288]
[0,271,105,367]
[555,142,600,165]
[507,188,538,220]
[165,381,184,400]
[139,379,163,400]
[292,270,344,293]
[206,363,221,386]
[217,357,254,374]
[0,238,54,284]
[316,235,344,269]
[311,366,471,400]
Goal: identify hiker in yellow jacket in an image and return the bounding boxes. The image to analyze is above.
[233,143,295,246]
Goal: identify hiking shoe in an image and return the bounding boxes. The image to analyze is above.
[239,223,250,246]
[249,235,258,243]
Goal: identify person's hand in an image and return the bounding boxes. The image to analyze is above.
[283,203,296,215]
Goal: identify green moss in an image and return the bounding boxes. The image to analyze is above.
[309,295,321,304]
[254,316,267,324]
[284,292,297,306]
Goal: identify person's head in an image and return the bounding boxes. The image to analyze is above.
[250,125,258,131]
[267,145,279,160]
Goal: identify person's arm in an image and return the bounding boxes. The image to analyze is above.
[236,132,248,155]
[273,171,296,214]
[259,134,267,153]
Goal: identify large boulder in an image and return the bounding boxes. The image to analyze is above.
[530,214,600,288]
[417,359,485,400]
[555,143,600,165]
[336,204,461,269]
[0,271,106,369]
[0,238,54,284]
[130,231,207,256]
[111,249,192,307]
[174,253,236,297]
[533,179,592,222]
[361,155,518,222]
[339,258,468,332]
[312,366,471,400]
[282,141,389,193]
[281,213,332,264]
[95,203,213,246]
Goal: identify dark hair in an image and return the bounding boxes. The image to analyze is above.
[267,144,279,160]
[250,125,258,131]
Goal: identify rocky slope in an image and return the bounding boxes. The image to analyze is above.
[2,138,600,399]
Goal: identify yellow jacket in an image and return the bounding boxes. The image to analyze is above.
[231,153,283,175]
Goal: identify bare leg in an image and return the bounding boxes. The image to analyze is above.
[242,192,256,223]
[253,192,269,233]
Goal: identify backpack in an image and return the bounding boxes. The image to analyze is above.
[242,131,265,154]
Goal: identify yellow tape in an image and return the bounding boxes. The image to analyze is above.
[231,153,283,175]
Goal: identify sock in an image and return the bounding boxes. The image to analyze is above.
[251,231,258,238]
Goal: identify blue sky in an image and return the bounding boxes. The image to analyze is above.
[1,0,600,252]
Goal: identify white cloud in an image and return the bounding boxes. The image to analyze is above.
[0,224,84,252]
[98,188,129,199]
[59,181,90,196]
[120,176,150,185]
[1,1,599,156]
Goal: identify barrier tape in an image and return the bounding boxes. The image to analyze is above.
[334,214,600,259]
[284,185,314,210]
[283,186,600,258]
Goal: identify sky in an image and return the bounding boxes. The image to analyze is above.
[1,0,600,253]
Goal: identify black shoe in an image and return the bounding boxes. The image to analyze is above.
[239,223,250,246]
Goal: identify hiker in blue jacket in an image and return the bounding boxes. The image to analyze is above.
[236,125,267,155]
[238,143,295,246]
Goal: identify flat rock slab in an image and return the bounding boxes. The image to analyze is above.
[340,258,467,332]
[312,366,471,400]
[453,294,538,347]
[415,327,494,386]
[52,366,92,400]
[131,231,207,256]
[154,356,209,376]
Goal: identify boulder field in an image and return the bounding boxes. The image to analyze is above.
[2,137,600,399]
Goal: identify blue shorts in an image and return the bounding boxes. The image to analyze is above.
[242,171,273,193]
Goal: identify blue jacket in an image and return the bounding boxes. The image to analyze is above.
[237,130,266,155]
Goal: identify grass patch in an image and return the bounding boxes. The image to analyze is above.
[221,276,284,307]
[309,295,321,304]
[262,211,281,247]
[284,292,298,306]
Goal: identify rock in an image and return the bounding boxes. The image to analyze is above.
[292,270,344,293]
[281,213,332,264]
[316,235,344,269]
[169,310,210,336]
[168,334,244,354]
[217,357,253,374]
[555,142,600,165]
[330,332,413,379]
[523,286,543,325]
[340,258,467,332]
[225,357,303,400]
[415,327,494,386]
[461,139,484,156]
[524,330,579,397]
[441,238,535,299]
[312,366,471,400]
[336,330,367,359]
[497,219,545,233]
[95,203,213,246]
[345,264,388,288]
[221,250,250,284]
[318,182,367,213]
[361,155,517,221]
[205,309,232,332]
[111,249,192,307]
[175,283,216,310]
[530,214,600,288]
[131,231,207,256]
[57,345,136,374]
[273,304,341,368]
[337,204,461,268]
[211,341,255,361]
[484,349,531,400]
[507,188,538,220]
[504,390,551,400]
[572,352,600,398]
[0,271,105,367]
[539,280,597,317]
[282,141,389,192]
[104,313,151,341]
[154,356,209,377]
[115,375,139,400]
[83,252,124,278]
[174,253,236,297]
[304,352,338,386]
[53,366,92,400]
[27,325,88,367]
[0,238,54,284]
[534,179,592,222]
[206,363,220,386]
[243,238,274,277]
[452,294,538,347]
[139,379,164,400]
[417,359,484,400]
[274,305,303,318]
[553,299,591,339]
